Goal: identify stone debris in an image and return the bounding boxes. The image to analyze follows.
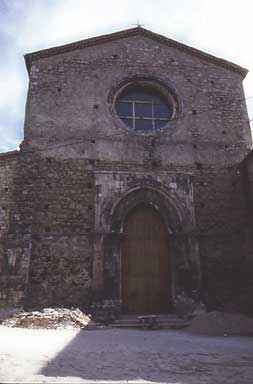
[187,311,253,336]
[1,307,100,330]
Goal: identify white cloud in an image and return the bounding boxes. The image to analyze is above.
[0,0,253,152]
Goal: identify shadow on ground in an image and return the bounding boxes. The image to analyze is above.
[39,328,198,383]
[39,328,253,383]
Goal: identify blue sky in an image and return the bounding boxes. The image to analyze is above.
[0,0,253,153]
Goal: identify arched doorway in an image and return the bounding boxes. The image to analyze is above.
[122,204,170,314]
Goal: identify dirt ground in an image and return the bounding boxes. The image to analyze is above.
[0,325,253,384]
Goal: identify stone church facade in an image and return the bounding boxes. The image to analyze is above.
[0,27,252,319]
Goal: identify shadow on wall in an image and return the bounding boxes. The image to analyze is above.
[39,328,191,383]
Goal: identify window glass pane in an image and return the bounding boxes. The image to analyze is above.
[152,94,165,104]
[116,85,174,131]
[154,104,172,119]
[115,101,133,117]
[130,90,153,102]
[135,102,152,118]
[120,93,134,101]
[155,119,169,129]
[135,118,153,131]
[121,118,133,128]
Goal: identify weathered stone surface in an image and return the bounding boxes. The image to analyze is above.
[0,28,252,317]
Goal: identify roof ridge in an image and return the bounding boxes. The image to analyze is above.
[24,27,248,77]
[0,150,19,159]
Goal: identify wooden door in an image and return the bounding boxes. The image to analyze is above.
[122,204,170,314]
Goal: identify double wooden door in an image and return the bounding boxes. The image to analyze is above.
[122,204,170,314]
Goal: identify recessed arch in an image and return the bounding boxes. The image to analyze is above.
[110,186,184,235]
[97,179,201,318]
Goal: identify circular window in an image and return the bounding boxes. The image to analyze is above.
[115,84,175,133]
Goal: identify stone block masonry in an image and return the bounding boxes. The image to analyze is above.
[0,27,252,318]
[23,155,95,309]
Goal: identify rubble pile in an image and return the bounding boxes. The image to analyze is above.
[187,311,253,336]
[2,307,99,330]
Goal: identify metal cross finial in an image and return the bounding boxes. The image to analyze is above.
[131,20,144,28]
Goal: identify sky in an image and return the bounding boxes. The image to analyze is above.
[0,0,253,153]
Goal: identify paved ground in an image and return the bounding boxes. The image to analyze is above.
[0,325,253,384]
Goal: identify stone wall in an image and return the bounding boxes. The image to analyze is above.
[22,155,95,310]
[0,151,22,311]
[0,30,252,316]
[23,34,251,159]
[194,165,251,311]
[237,154,253,315]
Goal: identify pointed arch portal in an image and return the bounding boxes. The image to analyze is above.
[95,179,201,318]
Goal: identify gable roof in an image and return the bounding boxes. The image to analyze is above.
[24,27,248,78]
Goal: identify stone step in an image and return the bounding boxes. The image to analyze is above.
[111,322,188,329]
[113,317,182,324]
[110,315,189,329]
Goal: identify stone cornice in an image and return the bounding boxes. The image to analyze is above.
[0,150,19,160]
